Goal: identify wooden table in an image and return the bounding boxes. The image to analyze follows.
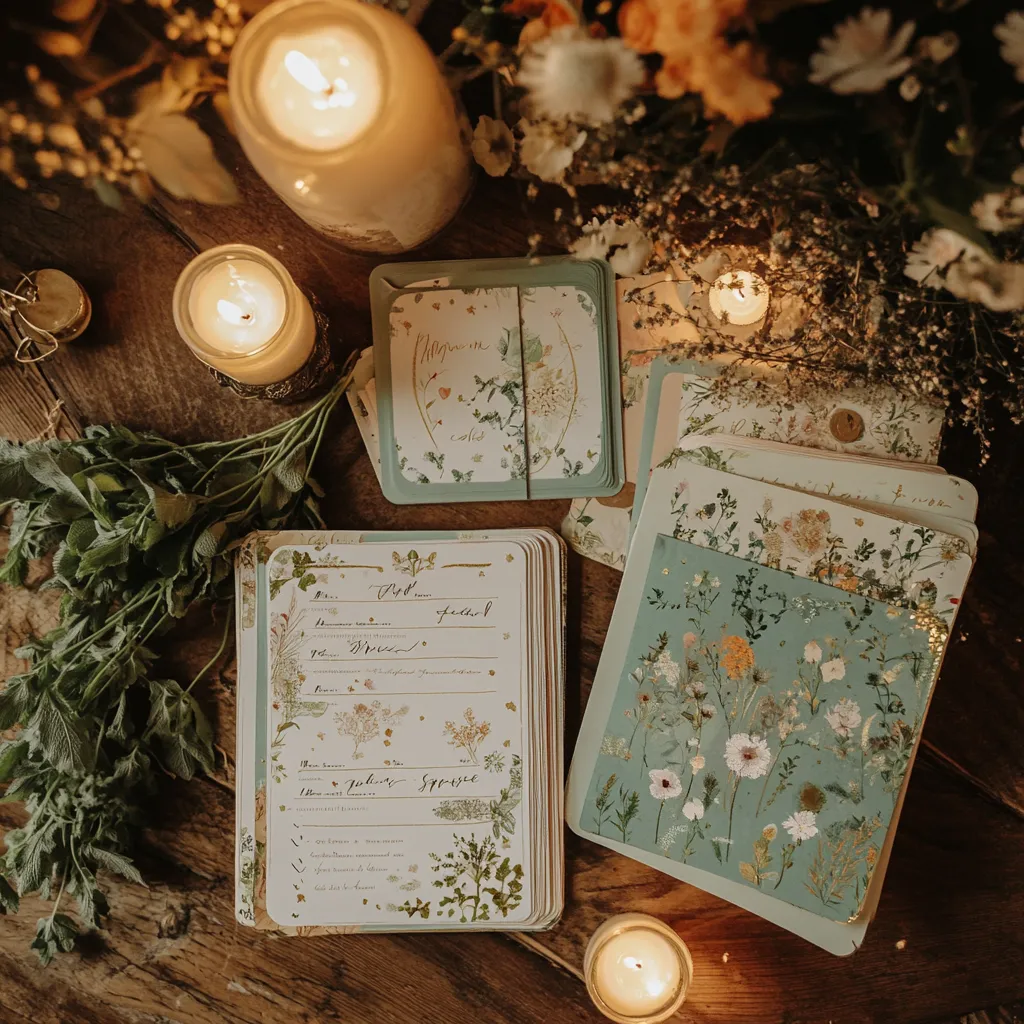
[2,56,1023,1024]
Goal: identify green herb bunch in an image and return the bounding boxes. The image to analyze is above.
[0,380,345,963]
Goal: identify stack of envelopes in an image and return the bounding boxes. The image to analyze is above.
[347,256,625,503]
[566,354,977,955]
[561,269,949,570]
[234,527,566,933]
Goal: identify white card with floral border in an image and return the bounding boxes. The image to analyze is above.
[234,528,565,933]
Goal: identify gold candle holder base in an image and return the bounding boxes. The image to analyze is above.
[207,307,334,402]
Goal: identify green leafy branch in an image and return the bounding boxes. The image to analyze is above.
[0,376,348,963]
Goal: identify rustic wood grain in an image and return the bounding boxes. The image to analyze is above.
[1,34,1023,1022]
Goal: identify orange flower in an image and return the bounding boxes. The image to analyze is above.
[655,55,691,98]
[652,0,747,58]
[618,0,659,54]
[688,40,779,125]
[720,634,755,679]
[513,0,580,47]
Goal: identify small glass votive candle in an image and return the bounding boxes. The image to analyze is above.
[584,914,693,1024]
[709,270,770,326]
[172,243,330,400]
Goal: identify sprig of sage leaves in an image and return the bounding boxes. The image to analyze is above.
[0,379,345,963]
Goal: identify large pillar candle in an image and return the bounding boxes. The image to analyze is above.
[229,0,471,253]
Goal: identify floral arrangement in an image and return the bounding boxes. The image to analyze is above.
[4,1,1024,442]
[452,0,1024,448]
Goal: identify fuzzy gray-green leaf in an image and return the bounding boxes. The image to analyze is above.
[29,691,91,773]
[78,532,131,575]
[272,448,307,493]
[193,521,227,561]
[83,845,145,886]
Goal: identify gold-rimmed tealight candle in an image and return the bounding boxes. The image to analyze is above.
[709,270,769,326]
[229,0,471,253]
[585,914,693,1023]
[172,243,317,388]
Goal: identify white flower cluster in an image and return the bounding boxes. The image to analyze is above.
[905,229,1024,312]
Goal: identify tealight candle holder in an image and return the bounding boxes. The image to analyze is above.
[584,914,693,1024]
[172,243,332,401]
[228,0,472,254]
[709,270,770,326]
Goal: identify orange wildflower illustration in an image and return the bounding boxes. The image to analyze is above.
[720,634,755,679]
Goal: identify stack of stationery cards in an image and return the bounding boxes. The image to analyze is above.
[347,256,624,504]
[234,528,566,934]
[566,414,977,953]
[561,269,946,569]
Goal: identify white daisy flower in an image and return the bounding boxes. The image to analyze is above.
[682,799,704,821]
[723,733,772,779]
[782,810,819,842]
[649,768,682,800]
[809,7,915,95]
[820,657,847,682]
[824,697,862,738]
[470,116,515,177]
[517,119,586,183]
[995,11,1024,83]
[569,220,612,261]
[570,216,652,276]
[902,230,1024,310]
[803,640,823,664]
[904,228,992,295]
[972,190,1024,233]
[961,262,1024,312]
[518,28,645,125]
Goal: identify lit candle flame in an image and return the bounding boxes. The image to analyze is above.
[284,49,331,94]
[284,49,358,109]
[217,299,251,326]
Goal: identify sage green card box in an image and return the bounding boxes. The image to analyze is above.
[369,256,625,505]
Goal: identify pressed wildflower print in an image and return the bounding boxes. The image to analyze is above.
[443,707,492,764]
[520,286,604,480]
[430,833,525,922]
[392,549,436,577]
[665,461,971,625]
[268,594,328,781]
[582,534,941,921]
[433,756,523,840]
[335,701,410,761]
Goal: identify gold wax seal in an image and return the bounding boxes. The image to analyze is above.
[829,408,865,443]
[18,269,91,343]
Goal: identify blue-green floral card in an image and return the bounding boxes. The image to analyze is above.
[566,468,967,954]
